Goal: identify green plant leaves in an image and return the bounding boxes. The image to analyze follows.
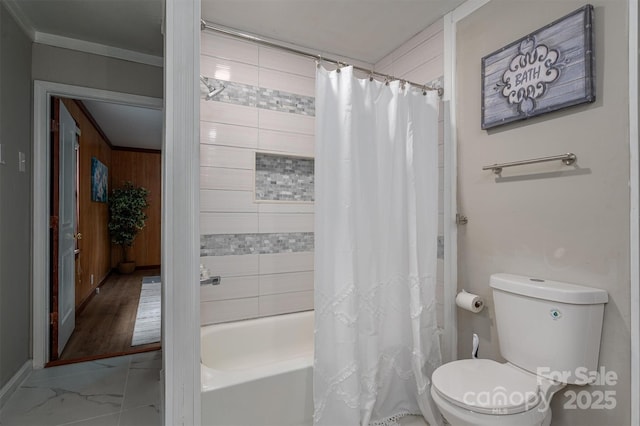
[108,181,150,249]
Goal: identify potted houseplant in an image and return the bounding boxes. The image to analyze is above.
[108,181,150,274]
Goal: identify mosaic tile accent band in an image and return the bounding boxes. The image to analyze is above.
[207,78,315,116]
[255,153,314,201]
[201,232,314,256]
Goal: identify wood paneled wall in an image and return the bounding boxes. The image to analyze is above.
[61,98,112,308]
[110,149,161,268]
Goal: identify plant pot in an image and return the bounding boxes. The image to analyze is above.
[118,261,136,274]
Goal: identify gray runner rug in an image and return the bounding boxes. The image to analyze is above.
[131,276,161,346]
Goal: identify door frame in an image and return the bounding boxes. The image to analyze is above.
[32,81,163,369]
[628,0,639,423]
[163,0,202,423]
[442,0,490,364]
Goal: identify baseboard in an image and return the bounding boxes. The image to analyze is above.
[46,345,161,367]
[136,264,161,271]
[76,270,113,316]
[0,360,32,409]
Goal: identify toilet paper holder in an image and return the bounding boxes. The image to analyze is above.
[456,290,484,313]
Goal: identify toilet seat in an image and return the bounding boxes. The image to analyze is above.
[432,359,541,415]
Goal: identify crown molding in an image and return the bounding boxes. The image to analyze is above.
[2,0,163,67]
[2,0,36,40]
[34,32,163,67]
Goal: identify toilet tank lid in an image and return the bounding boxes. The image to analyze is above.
[490,273,608,305]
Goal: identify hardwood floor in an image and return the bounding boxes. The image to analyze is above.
[58,268,161,362]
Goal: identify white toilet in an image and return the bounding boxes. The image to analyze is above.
[430,273,608,426]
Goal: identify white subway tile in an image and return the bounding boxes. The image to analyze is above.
[258,129,315,157]
[201,56,259,86]
[201,32,259,65]
[201,275,260,302]
[200,212,258,234]
[200,189,257,213]
[393,32,443,75]
[391,19,444,63]
[374,53,394,74]
[201,298,259,325]
[400,55,444,86]
[374,64,393,77]
[258,202,314,214]
[259,213,314,233]
[259,109,315,135]
[201,254,260,277]
[260,271,314,296]
[259,47,316,78]
[259,290,314,317]
[200,145,254,169]
[259,68,315,98]
[200,121,258,149]
[260,252,314,275]
[201,167,254,191]
[201,100,258,128]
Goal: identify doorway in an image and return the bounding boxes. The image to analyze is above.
[33,82,163,368]
[48,96,162,364]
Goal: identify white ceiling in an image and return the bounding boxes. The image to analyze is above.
[9,0,465,149]
[82,101,163,150]
[200,0,466,64]
[9,0,164,57]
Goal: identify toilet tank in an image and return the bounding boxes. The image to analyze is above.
[490,273,608,385]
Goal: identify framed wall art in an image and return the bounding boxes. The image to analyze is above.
[91,157,108,202]
[481,5,595,130]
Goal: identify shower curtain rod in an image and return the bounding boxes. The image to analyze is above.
[200,20,444,96]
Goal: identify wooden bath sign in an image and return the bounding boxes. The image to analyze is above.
[481,5,595,130]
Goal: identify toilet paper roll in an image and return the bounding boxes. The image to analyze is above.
[456,291,484,313]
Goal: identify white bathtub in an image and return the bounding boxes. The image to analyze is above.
[201,311,314,426]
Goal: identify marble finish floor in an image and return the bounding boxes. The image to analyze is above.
[0,351,161,426]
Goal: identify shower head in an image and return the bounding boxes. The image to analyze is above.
[205,85,226,100]
[200,75,226,101]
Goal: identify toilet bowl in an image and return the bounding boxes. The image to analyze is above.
[430,273,608,426]
[430,359,563,426]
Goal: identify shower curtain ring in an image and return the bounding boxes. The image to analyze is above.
[385,76,391,86]
[422,85,427,96]
[369,71,374,82]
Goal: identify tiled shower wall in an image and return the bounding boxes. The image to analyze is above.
[375,19,446,328]
[200,19,446,326]
[200,31,317,324]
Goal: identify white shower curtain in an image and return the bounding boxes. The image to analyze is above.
[313,66,442,426]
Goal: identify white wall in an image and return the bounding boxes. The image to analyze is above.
[455,1,630,424]
[375,20,446,331]
[0,2,32,390]
[199,32,316,324]
[32,43,163,99]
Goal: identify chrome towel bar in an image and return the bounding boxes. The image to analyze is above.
[483,153,577,175]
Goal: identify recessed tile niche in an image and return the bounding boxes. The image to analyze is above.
[255,152,314,202]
